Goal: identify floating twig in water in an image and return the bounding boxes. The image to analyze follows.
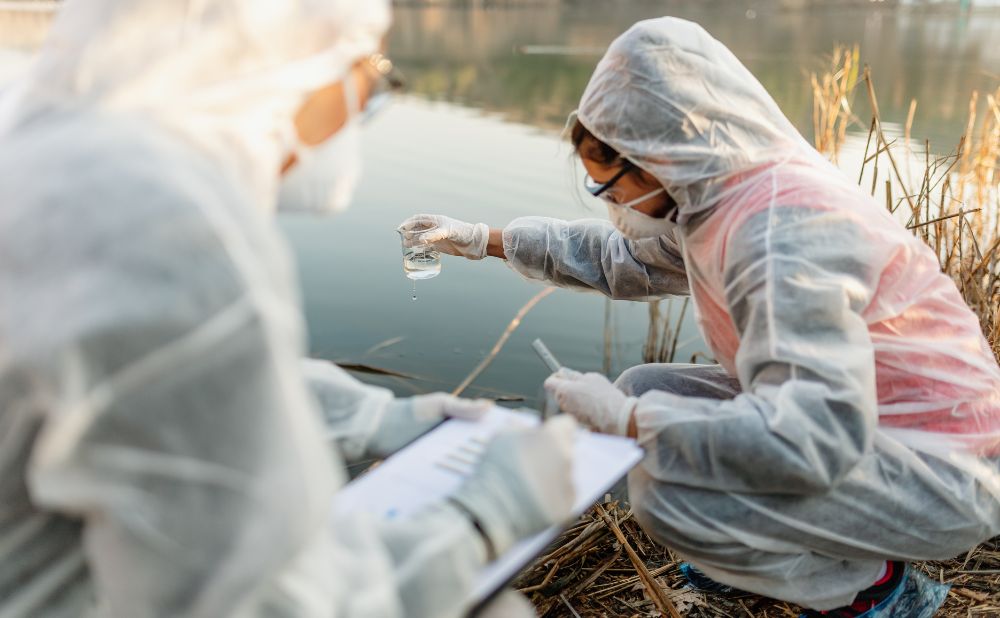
[363,335,406,357]
[339,362,526,402]
[335,362,418,379]
[516,45,606,57]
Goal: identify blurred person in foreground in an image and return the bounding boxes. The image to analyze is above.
[0,1,577,617]
[400,17,1000,618]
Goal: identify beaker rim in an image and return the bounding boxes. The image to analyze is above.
[397,220,439,239]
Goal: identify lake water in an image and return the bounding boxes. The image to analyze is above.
[3,2,1000,406]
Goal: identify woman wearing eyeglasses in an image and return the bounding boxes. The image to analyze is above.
[399,16,1000,618]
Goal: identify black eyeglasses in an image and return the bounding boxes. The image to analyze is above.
[367,53,405,92]
[583,159,634,201]
[362,53,406,123]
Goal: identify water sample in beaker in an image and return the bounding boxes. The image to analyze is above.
[402,245,441,280]
[397,221,442,300]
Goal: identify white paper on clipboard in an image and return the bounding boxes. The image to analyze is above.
[331,407,644,604]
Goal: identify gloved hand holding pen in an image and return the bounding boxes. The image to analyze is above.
[303,357,493,459]
[449,415,578,559]
[544,368,638,437]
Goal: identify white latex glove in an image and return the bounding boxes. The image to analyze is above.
[398,214,490,260]
[370,393,492,458]
[544,369,637,436]
[449,416,577,557]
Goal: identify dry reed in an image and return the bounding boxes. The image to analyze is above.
[641,298,691,365]
[453,286,556,396]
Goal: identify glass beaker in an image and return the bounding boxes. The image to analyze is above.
[397,222,442,280]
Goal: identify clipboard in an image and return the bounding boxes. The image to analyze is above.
[331,407,644,609]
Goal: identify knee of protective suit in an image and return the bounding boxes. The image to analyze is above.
[627,470,740,556]
[614,364,666,397]
[615,363,740,399]
[627,470,693,550]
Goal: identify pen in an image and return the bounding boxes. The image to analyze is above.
[532,338,562,372]
[532,338,563,419]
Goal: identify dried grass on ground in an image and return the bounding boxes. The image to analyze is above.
[515,501,1000,617]
[519,50,1000,617]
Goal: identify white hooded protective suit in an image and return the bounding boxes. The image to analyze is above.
[504,17,1000,610]
[0,2,534,617]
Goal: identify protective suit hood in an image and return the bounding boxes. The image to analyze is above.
[577,17,824,224]
[4,0,390,212]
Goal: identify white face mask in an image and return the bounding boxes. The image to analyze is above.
[606,187,677,240]
[277,71,363,215]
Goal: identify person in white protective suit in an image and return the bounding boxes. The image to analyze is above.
[399,17,1000,617]
[0,1,577,617]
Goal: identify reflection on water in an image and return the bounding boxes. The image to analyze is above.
[388,2,1000,144]
[2,3,998,405]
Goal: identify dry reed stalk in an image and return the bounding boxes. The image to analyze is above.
[643,296,691,365]
[810,45,860,162]
[452,286,555,396]
[666,297,690,363]
[595,503,682,618]
[603,297,613,375]
[904,98,918,185]
[643,299,662,364]
[863,67,918,216]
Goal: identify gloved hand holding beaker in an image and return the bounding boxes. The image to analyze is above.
[398,214,491,260]
[449,415,577,558]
